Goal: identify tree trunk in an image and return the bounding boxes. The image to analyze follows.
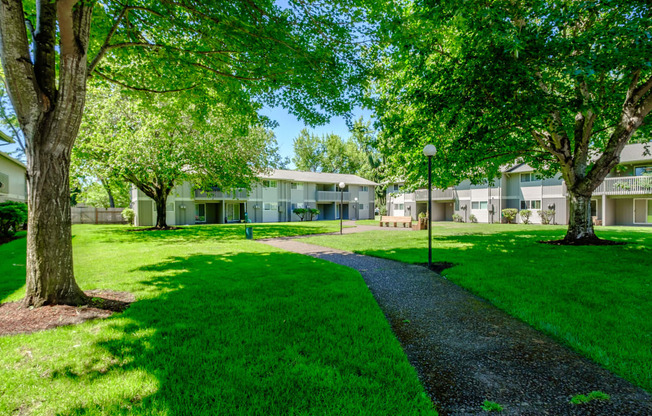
[154,197,168,229]
[101,179,116,208]
[564,190,597,242]
[23,128,87,307]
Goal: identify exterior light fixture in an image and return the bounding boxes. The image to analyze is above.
[339,182,345,234]
[423,144,437,268]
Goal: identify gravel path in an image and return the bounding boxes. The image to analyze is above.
[259,235,652,416]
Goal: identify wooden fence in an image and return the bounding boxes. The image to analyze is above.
[71,206,128,224]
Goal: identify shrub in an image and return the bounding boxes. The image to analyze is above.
[294,207,320,221]
[469,214,478,223]
[418,211,427,219]
[501,208,518,224]
[121,208,136,225]
[519,209,532,224]
[539,209,555,225]
[452,213,464,223]
[0,201,28,237]
[292,208,307,221]
[379,205,387,215]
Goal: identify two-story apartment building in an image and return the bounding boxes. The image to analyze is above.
[0,151,27,203]
[132,170,377,226]
[387,143,652,226]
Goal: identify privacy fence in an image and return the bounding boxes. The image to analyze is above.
[71,206,127,224]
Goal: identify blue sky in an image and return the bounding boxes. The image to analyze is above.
[259,106,373,169]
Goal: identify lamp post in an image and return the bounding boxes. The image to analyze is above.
[354,197,358,220]
[423,144,437,268]
[339,181,345,234]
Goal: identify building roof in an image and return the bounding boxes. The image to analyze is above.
[0,151,26,169]
[259,169,377,186]
[618,142,652,164]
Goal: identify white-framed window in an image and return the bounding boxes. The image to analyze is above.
[291,182,303,190]
[263,180,277,188]
[359,203,364,210]
[361,186,369,192]
[520,173,537,182]
[292,203,305,209]
[264,202,278,211]
[471,201,488,210]
[389,184,400,192]
[195,203,206,223]
[520,200,542,210]
[393,203,404,210]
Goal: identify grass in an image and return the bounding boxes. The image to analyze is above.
[0,224,436,415]
[481,400,504,412]
[570,391,611,405]
[303,222,652,392]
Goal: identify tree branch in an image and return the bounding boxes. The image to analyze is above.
[87,6,129,74]
[34,0,57,108]
[0,0,40,135]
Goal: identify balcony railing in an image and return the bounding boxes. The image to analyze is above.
[194,189,249,200]
[316,191,350,201]
[595,176,652,196]
[414,188,455,201]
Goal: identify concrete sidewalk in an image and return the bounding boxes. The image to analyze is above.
[259,237,652,416]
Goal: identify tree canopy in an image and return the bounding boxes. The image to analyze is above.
[373,0,652,241]
[74,88,281,227]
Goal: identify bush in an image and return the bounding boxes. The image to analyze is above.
[452,213,464,223]
[379,205,387,216]
[469,214,478,223]
[538,209,555,225]
[0,201,28,237]
[418,211,427,219]
[502,208,518,224]
[519,209,532,224]
[121,208,136,225]
[292,207,320,221]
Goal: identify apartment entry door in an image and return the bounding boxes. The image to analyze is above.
[225,202,244,222]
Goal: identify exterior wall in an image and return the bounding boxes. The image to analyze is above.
[0,155,26,203]
[614,199,634,225]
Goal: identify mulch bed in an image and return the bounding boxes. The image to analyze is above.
[0,235,22,247]
[418,261,456,274]
[0,290,135,337]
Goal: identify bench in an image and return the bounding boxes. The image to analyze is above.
[379,216,412,228]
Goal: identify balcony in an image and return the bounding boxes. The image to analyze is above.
[595,176,652,196]
[194,189,249,200]
[414,188,455,201]
[316,191,350,201]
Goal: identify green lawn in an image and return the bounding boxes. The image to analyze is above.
[304,222,652,392]
[0,223,436,416]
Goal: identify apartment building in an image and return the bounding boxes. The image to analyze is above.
[0,151,26,203]
[387,143,652,226]
[132,170,377,226]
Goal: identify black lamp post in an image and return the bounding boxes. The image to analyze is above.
[423,144,437,268]
[339,181,345,234]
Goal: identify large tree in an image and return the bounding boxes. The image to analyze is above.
[75,88,279,228]
[0,0,367,306]
[373,0,652,243]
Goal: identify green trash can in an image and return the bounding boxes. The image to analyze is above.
[244,212,253,239]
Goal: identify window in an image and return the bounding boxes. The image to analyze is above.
[263,180,277,188]
[0,172,8,194]
[195,204,206,222]
[389,184,400,192]
[393,203,404,210]
[291,182,303,190]
[292,203,305,209]
[635,166,652,176]
[520,200,542,210]
[264,202,278,211]
[471,201,488,210]
[359,203,364,210]
[520,173,536,182]
[361,186,368,192]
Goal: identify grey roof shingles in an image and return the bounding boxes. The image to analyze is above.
[259,169,377,186]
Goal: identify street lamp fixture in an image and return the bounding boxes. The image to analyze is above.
[339,181,345,234]
[423,144,437,268]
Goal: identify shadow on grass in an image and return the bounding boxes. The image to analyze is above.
[51,250,434,415]
[90,223,342,246]
[0,232,26,302]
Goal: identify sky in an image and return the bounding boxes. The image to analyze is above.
[260,106,374,169]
